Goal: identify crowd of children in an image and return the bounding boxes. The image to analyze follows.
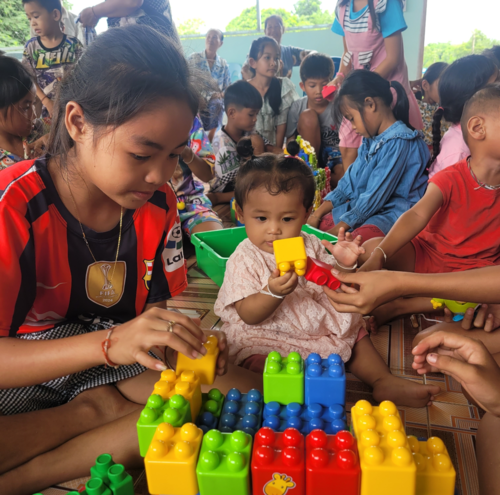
[0,0,500,493]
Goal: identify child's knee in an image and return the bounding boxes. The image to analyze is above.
[298,108,320,129]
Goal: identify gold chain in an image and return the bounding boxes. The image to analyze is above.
[66,175,123,283]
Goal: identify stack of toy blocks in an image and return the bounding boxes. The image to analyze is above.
[218,388,263,436]
[264,351,304,405]
[305,353,346,407]
[306,429,361,495]
[407,436,456,495]
[351,399,417,495]
[196,429,253,495]
[196,388,226,433]
[176,334,220,386]
[251,427,305,495]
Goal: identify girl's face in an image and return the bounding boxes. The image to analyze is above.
[250,44,280,78]
[342,102,372,139]
[70,97,193,210]
[0,88,36,138]
[422,78,440,105]
[265,19,284,45]
[237,186,312,254]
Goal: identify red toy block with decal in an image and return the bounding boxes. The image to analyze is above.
[304,257,340,291]
[251,427,305,495]
[306,429,360,495]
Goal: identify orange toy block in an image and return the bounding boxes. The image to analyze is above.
[273,237,307,277]
[145,422,203,495]
[176,334,220,386]
[152,369,202,420]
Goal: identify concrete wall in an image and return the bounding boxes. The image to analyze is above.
[181,0,426,91]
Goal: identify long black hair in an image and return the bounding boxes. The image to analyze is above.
[0,56,34,114]
[248,36,282,116]
[333,69,411,135]
[415,61,448,101]
[48,24,202,171]
[431,54,496,162]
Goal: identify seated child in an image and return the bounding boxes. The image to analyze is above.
[286,52,342,173]
[308,70,430,241]
[0,56,47,170]
[214,142,440,407]
[360,84,500,328]
[209,80,265,206]
[22,0,83,123]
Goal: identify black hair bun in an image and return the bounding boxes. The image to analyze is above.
[286,139,300,157]
[236,136,254,158]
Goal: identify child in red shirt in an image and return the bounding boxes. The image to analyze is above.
[359,84,500,328]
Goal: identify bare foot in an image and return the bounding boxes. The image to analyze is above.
[372,374,440,408]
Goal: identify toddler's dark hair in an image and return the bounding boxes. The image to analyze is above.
[333,69,411,133]
[248,36,281,116]
[224,80,263,111]
[48,25,201,171]
[235,138,316,210]
[482,45,500,69]
[431,54,496,162]
[22,0,62,13]
[300,53,335,83]
[0,56,34,113]
[415,62,448,101]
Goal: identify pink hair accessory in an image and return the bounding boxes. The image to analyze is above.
[390,86,398,109]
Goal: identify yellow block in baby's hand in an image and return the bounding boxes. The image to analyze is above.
[273,237,307,277]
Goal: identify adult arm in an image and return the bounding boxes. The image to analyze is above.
[374,32,404,80]
[329,37,351,87]
[79,0,144,27]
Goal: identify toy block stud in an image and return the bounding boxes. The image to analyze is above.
[145,422,203,495]
[106,464,134,495]
[351,400,416,495]
[251,427,305,495]
[273,237,307,276]
[137,393,192,456]
[90,454,115,485]
[85,478,112,495]
[196,429,253,495]
[196,388,225,433]
[304,257,340,290]
[306,429,361,495]
[218,388,263,436]
[264,351,304,405]
[305,353,345,407]
[407,436,456,495]
[177,334,220,385]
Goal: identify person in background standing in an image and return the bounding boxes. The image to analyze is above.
[189,29,231,142]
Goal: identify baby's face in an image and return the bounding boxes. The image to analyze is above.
[238,187,311,254]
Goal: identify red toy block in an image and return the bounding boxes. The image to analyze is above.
[306,429,360,495]
[252,427,305,495]
[304,257,340,291]
[322,85,337,100]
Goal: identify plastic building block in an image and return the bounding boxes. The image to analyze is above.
[196,388,225,432]
[305,353,345,407]
[230,197,245,226]
[430,299,478,321]
[273,237,307,277]
[85,479,111,495]
[251,427,305,495]
[351,400,416,495]
[304,257,340,291]
[137,393,192,456]
[176,334,220,385]
[145,422,203,495]
[322,85,337,100]
[218,388,263,436]
[196,429,253,495]
[306,429,361,495]
[151,369,202,420]
[263,402,346,435]
[407,436,456,495]
[264,351,304,405]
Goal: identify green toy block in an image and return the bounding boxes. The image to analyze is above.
[263,351,304,405]
[137,393,192,456]
[67,492,86,495]
[201,389,225,417]
[107,464,134,495]
[86,478,112,495]
[196,429,252,495]
[90,454,114,485]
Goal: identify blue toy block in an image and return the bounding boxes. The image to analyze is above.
[305,353,346,407]
[217,388,263,436]
[262,401,347,435]
[195,389,226,433]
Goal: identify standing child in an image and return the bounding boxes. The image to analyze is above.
[22,0,83,123]
[330,0,423,169]
[308,70,429,240]
[247,36,299,149]
[214,146,439,407]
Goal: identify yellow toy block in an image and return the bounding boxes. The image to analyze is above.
[407,436,456,495]
[351,400,416,495]
[273,237,307,277]
[145,422,203,495]
[176,334,220,386]
[152,369,202,420]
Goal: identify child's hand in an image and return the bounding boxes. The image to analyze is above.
[322,228,365,269]
[444,304,500,333]
[268,268,299,297]
[412,331,500,416]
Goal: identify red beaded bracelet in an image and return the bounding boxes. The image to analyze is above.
[101,328,120,369]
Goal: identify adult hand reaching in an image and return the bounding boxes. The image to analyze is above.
[79,7,100,28]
